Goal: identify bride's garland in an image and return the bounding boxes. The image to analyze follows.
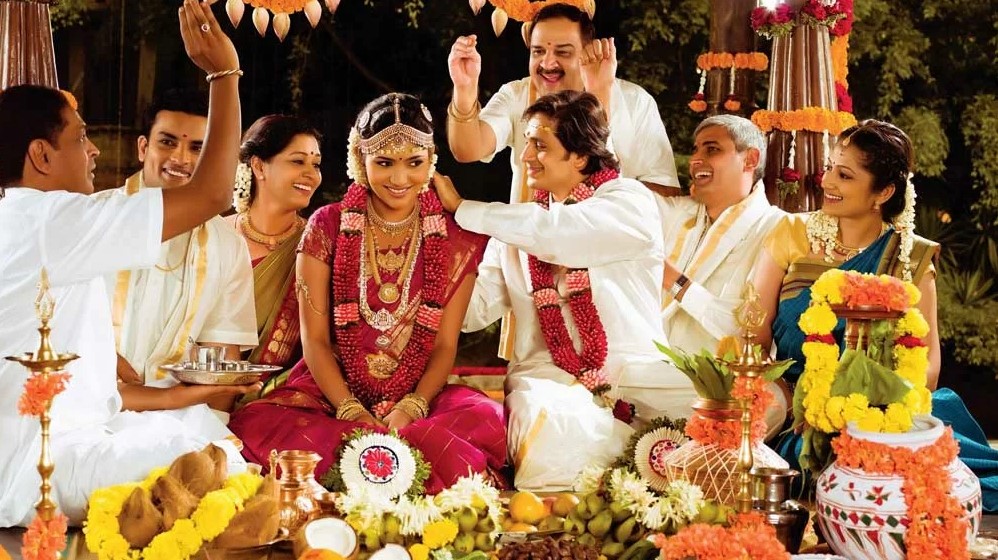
[333,183,450,410]
[798,269,932,435]
[528,168,633,421]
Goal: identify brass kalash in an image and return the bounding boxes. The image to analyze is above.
[723,284,808,553]
[5,268,79,524]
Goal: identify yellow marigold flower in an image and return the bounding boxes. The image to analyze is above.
[140,467,168,490]
[824,396,846,429]
[842,393,870,423]
[812,270,845,304]
[802,342,840,372]
[893,346,929,386]
[904,283,921,307]
[897,309,929,338]
[169,519,202,557]
[409,543,430,560]
[193,488,240,541]
[884,403,914,433]
[224,472,264,499]
[422,520,459,549]
[856,407,885,432]
[799,303,838,334]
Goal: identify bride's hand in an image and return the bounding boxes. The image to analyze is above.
[355,410,386,428]
[384,408,414,431]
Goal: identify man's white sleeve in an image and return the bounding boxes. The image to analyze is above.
[462,237,511,333]
[478,82,518,163]
[629,91,680,188]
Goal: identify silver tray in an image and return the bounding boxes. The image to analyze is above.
[162,361,282,386]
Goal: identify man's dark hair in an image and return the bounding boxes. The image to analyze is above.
[523,90,619,175]
[0,84,71,189]
[530,3,596,45]
[141,88,209,137]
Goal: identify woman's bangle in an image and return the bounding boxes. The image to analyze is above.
[206,69,244,83]
[335,396,365,421]
[447,100,481,123]
[393,393,430,420]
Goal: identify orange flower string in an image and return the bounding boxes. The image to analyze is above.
[686,377,772,449]
[488,0,589,22]
[246,0,310,14]
[655,510,790,560]
[17,372,71,417]
[751,108,857,134]
[830,35,849,88]
[697,52,768,72]
[831,428,969,560]
[21,514,68,560]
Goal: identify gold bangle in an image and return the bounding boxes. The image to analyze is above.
[448,100,481,123]
[206,69,244,83]
[335,397,365,421]
[394,393,429,420]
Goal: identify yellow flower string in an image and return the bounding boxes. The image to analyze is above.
[83,470,263,560]
[488,0,589,22]
[246,0,310,14]
[751,108,857,134]
[798,270,931,435]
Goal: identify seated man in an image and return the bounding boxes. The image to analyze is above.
[105,90,257,414]
[656,114,787,433]
[0,2,246,526]
[437,91,694,491]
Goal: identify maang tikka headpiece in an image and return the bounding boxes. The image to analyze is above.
[357,95,435,155]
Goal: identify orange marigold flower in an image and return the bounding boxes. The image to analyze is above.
[17,372,71,417]
[21,513,68,560]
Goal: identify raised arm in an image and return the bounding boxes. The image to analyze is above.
[446,35,499,163]
[160,0,242,241]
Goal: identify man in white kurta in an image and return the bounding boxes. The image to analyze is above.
[0,187,244,526]
[438,91,694,491]
[656,115,788,434]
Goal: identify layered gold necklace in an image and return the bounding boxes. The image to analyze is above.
[238,211,305,251]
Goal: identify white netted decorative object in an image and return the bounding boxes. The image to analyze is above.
[664,439,788,506]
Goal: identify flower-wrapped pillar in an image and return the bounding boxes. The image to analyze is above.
[0,0,59,89]
[751,0,856,212]
[702,0,762,116]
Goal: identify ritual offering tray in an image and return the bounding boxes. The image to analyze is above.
[163,361,281,385]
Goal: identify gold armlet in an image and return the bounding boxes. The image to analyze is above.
[296,275,328,315]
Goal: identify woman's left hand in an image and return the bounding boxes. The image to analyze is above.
[384,408,414,431]
[433,172,464,214]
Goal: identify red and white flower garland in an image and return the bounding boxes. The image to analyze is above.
[529,168,633,421]
[332,183,450,411]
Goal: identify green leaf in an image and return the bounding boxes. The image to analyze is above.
[829,350,912,405]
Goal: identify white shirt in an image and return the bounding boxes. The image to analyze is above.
[479,77,680,203]
[459,177,671,387]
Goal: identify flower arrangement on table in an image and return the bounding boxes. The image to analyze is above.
[689,52,769,113]
[653,511,791,560]
[83,445,277,560]
[794,269,933,476]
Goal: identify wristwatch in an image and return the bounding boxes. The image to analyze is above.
[669,273,690,298]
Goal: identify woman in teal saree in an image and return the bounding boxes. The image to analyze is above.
[753,120,998,511]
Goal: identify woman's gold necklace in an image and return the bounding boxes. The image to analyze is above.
[239,211,305,251]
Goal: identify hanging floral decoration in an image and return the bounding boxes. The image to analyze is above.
[777,166,802,204]
[828,0,854,114]
[225,0,330,41]
[688,53,768,114]
[751,107,857,135]
[831,426,970,560]
[486,0,590,23]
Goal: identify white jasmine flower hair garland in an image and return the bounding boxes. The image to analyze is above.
[232,162,253,213]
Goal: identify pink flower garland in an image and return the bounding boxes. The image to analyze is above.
[333,183,450,409]
[528,169,634,422]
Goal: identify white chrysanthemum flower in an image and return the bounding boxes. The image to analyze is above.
[336,486,393,533]
[339,432,417,501]
[633,427,687,492]
[392,494,443,536]
[665,480,705,522]
[232,162,253,213]
[430,549,455,560]
[573,464,607,494]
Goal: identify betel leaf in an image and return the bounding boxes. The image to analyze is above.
[829,349,912,405]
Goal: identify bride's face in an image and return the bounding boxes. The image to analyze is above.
[820,144,894,220]
[364,145,431,219]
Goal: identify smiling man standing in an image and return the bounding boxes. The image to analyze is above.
[102,90,257,414]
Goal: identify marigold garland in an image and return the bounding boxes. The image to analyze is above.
[654,511,790,560]
[831,427,970,560]
[751,108,857,135]
[685,376,771,449]
[21,514,68,560]
[798,270,931,436]
[84,469,264,560]
[696,52,769,72]
[245,0,309,14]
[487,0,588,23]
[17,371,71,416]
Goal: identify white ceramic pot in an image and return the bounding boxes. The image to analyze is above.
[815,415,982,560]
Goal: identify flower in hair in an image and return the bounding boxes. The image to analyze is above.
[233,162,253,213]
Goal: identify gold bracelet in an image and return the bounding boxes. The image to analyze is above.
[206,69,244,83]
[335,397,365,421]
[393,393,429,420]
[447,100,481,123]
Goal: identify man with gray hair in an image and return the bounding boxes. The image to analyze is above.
[652,115,787,431]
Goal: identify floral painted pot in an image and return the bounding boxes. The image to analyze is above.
[815,415,982,560]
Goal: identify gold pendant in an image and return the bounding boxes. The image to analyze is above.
[378,283,400,304]
[366,352,399,379]
[377,249,405,273]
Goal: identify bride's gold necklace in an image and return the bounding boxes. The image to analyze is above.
[239,211,305,251]
[367,199,418,235]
